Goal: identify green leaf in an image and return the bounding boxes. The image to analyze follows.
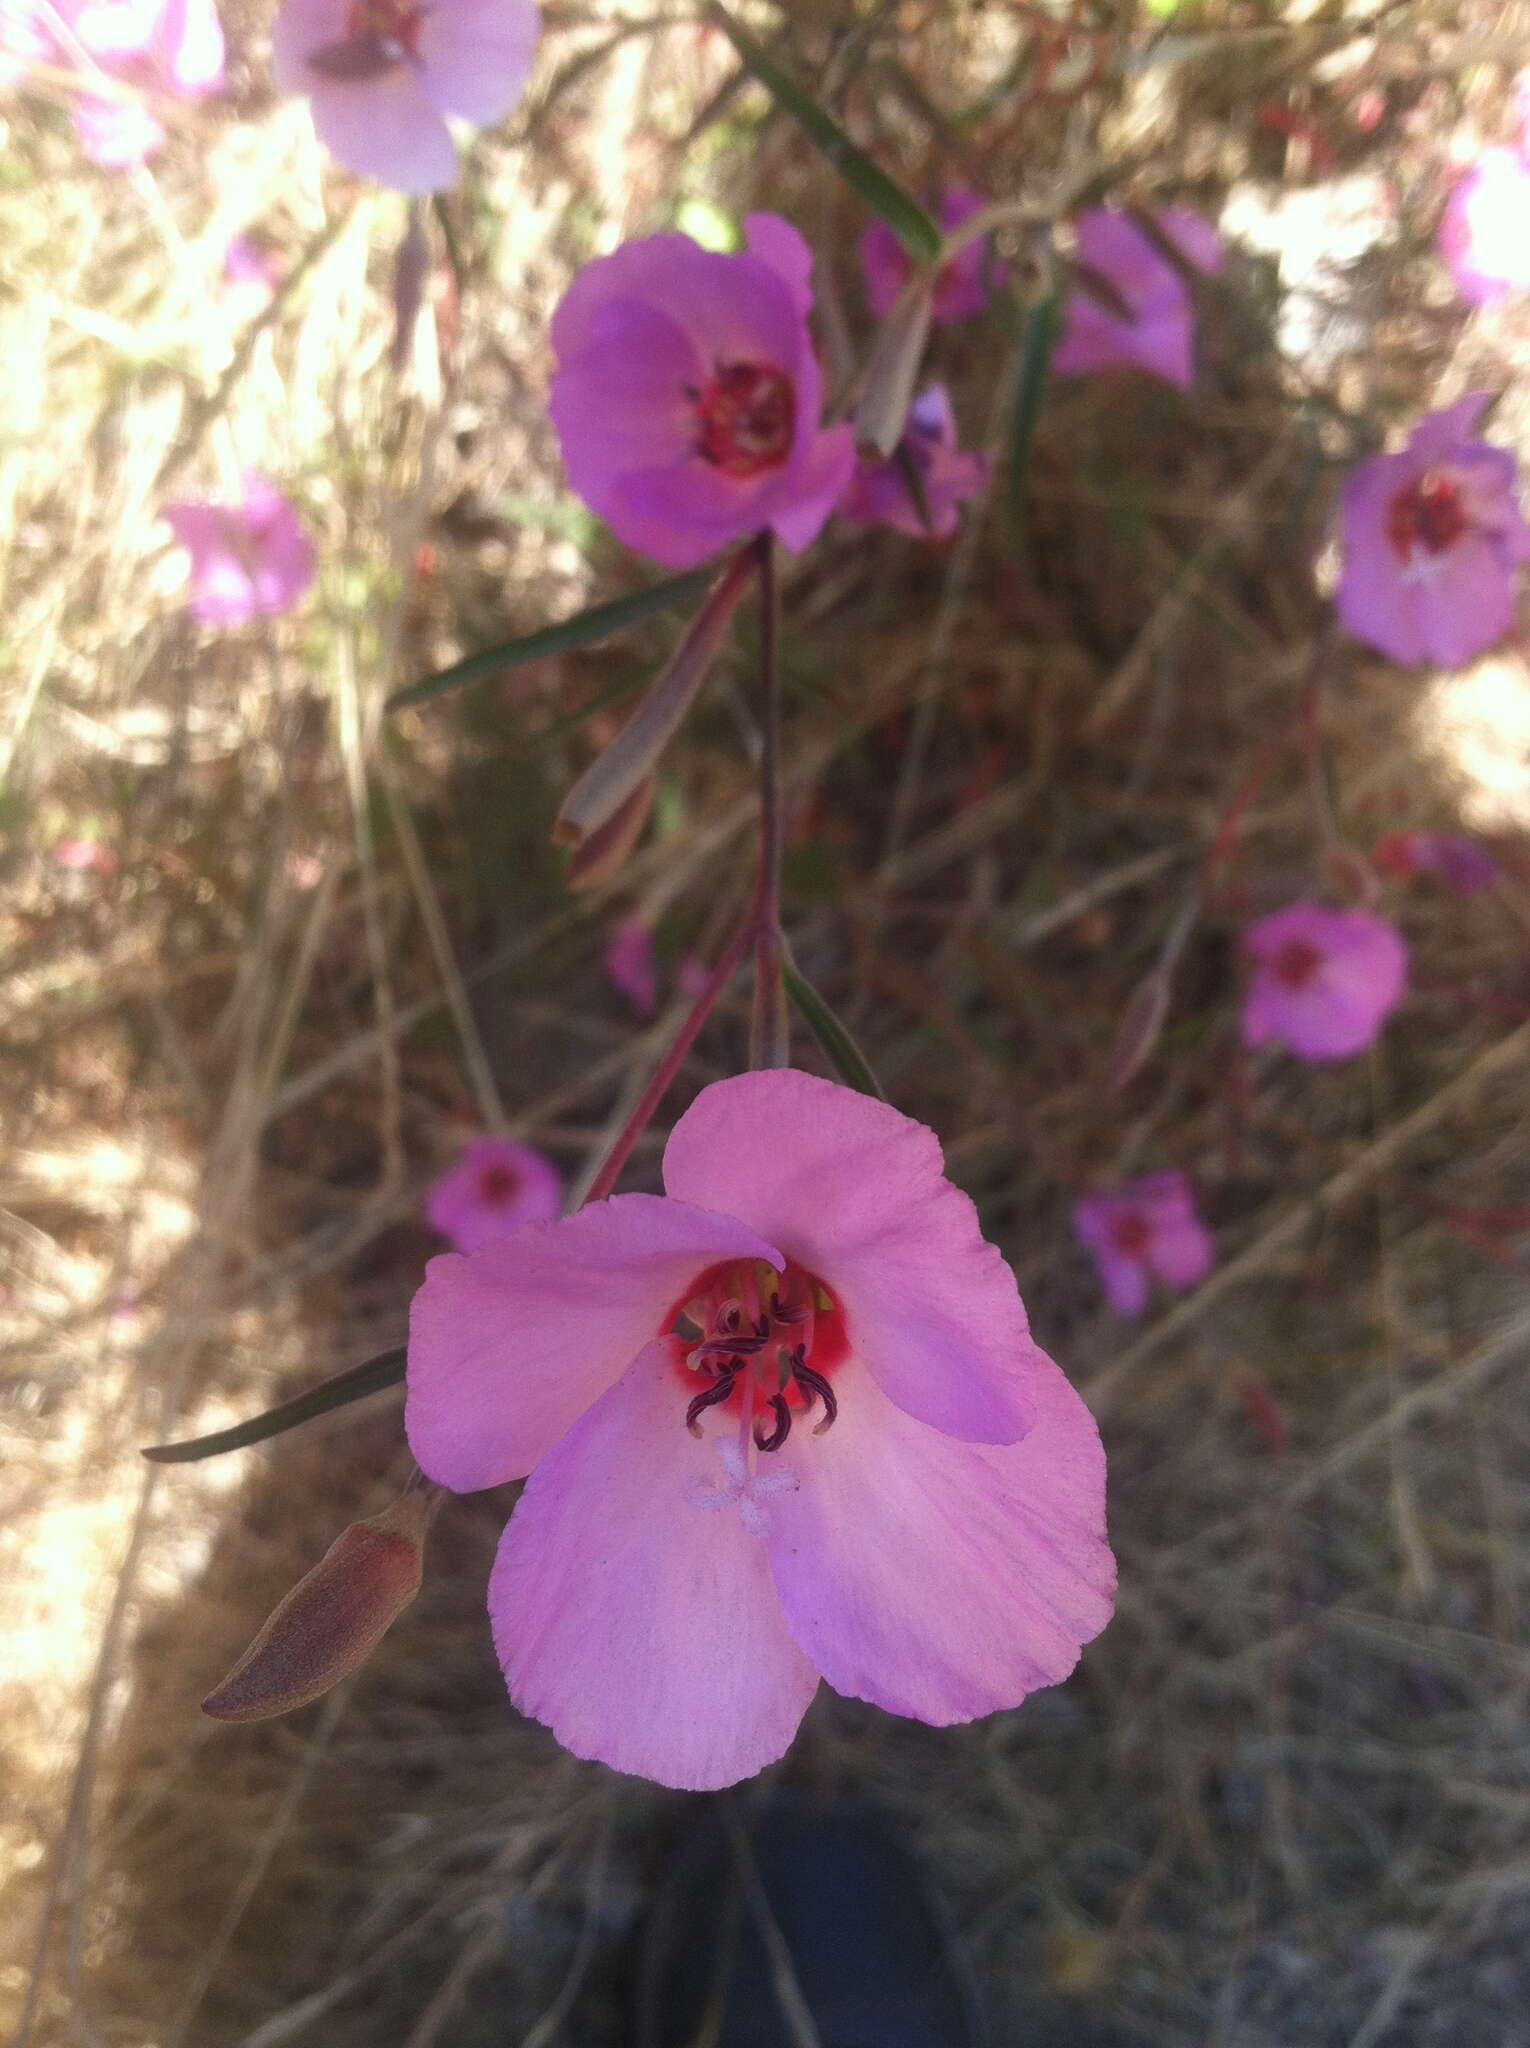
[386,569,714,712]
[1005,290,1061,542]
[709,6,940,265]
[142,1346,407,1464]
[783,962,887,1100]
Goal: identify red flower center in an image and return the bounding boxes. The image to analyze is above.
[477,1164,522,1207]
[1108,1211,1152,1259]
[664,1257,847,1452]
[693,364,795,478]
[1387,469,1468,561]
[310,1,425,80]
[1272,937,1324,991]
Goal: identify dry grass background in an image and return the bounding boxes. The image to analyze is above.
[5,1,1530,2042]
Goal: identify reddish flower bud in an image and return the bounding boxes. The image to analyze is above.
[202,1488,432,1722]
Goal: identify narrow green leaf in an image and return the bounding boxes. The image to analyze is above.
[142,1346,407,1464]
[1005,290,1061,542]
[709,6,940,265]
[387,569,713,712]
[783,963,887,1100]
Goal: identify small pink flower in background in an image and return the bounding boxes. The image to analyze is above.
[548,214,855,570]
[1335,395,1530,669]
[160,474,316,627]
[1241,903,1408,1063]
[839,383,989,541]
[1073,1172,1213,1318]
[1438,148,1530,306]
[859,184,999,326]
[223,234,284,302]
[53,835,116,874]
[603,918,658,1017]
[406,1070,1114,1790]
[5,0,224,166]
[425,1137,563,1254]
[272,0,540,195]
[1373,828,1500,894]
[1053,206,1222,391]
[676,954,710,1002]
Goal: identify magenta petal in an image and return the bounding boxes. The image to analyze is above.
[1095,1248,1148,1317]
[663,1072,1034,1444]
[490,1342,819,1789]
[743,211,815,315]
[405,1194,781,1492]
[1149,1218,1213,1291]
[1415,535,1518,667]
[767,1352,1114,1724]
[769,424,856,552]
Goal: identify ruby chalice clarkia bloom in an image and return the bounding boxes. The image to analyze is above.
[1335,394,1530,669]
[548,215,855,570]
[1241,903,1408,1064]
[272,0,540,194]
[406,1070,1115,1790]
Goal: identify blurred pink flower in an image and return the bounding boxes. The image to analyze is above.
[1073,1172,1213,1318]
[1372,829,1500,894]
[425,1136,563,1253]
[160,474,316,627]
[1053,207,1222,390]
[839,383,989,541]
[1241,903,1407,1063]
[271,0,539,194]
[223,234,284,301]
[548,214,854,570]
[1438,147,1530,306]
[604,918,658,1016]
[53,835,116,874]
[859,184,999,326]
[1335,395,1530,668]
[5,0,224,165]
[405,1070,1114,1789]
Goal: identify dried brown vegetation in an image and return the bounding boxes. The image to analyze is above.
[5,2,1530,2044]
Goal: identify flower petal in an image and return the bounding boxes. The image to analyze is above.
[417,0,538,126]
[405,1194,780,1492]
[307,67,459,194]
[767,1350,1114,1724]
[663,1071,1034,1444]
[490,1342,819,1789]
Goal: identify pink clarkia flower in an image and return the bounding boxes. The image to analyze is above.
[160,473,316,627]
[548,215,855,571]
[426,1137,564,1253]
[1372,829,1500,894]
[859,184,999,326]
[839,384,989,541]
[223,234,284,301]
[8,0,225,166]
[1053,207,1223,391]
[1073,1172,1213,1319]
[604,918,658,1016]
[1335,395,1530,668]
[271,0,540,195]
[1438,148,1530,306]
[405,1070,1115,1790]
[1241,903,1408,1063]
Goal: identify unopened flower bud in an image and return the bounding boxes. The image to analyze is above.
[202,1487,433,1722]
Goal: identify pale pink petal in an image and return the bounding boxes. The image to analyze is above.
[490,1341,819,1789]
[1415,533,1518,667]
[417,0,538,126]
[269,0,336,92]
[308,65,459,194]
[767,1350,1114,1723]
[1095,1246,1148,1317]
[663,1071,1034,1444]
[1407,392,1492,463]
[405,1194,781,1492]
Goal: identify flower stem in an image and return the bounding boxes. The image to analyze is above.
[749,530,789,1070]
[583,911,757,1206]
